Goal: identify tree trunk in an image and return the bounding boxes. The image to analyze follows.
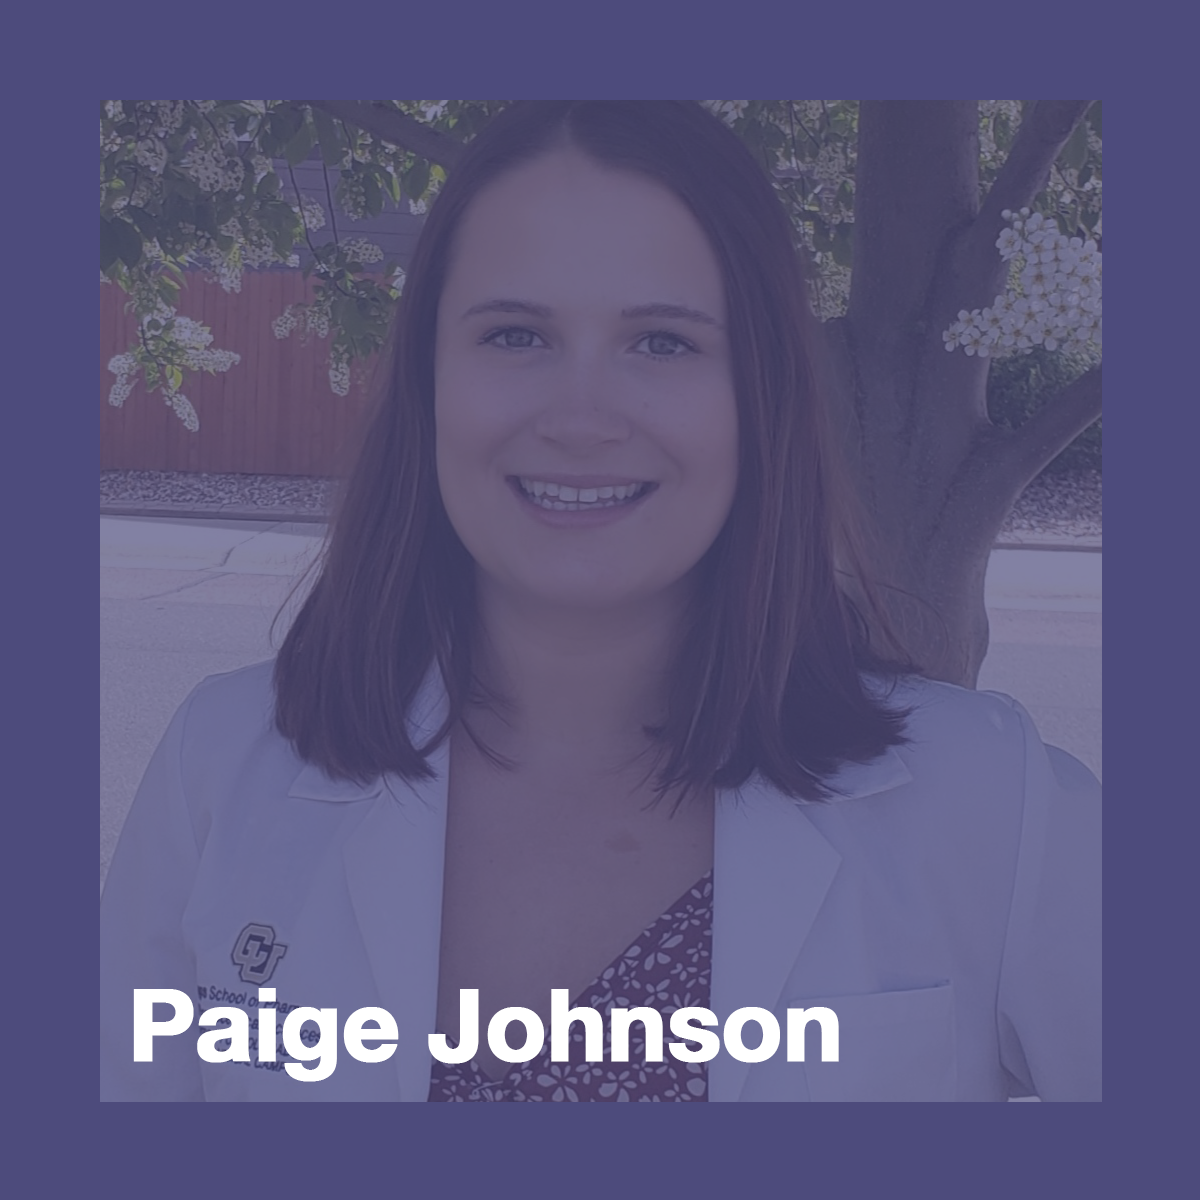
[823,100,1100,686]
[311,100,1103,688]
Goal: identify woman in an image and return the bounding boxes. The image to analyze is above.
[100,101,1100,1101]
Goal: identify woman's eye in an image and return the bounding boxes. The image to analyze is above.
[479,327,695,359]
[481,327,543,351]
[637,331,694,359]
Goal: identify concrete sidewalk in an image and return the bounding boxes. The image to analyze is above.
[99,515,1102,614]
[100,517,1101,883]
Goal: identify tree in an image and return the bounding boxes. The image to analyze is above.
[99,100,1102,686]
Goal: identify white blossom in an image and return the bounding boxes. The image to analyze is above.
[943,208,1102,359]
[100,123,125,155]
[108,376,135,407]
[148,101,187,139]
[338,175,369,221]
[701,100,749,125]
[328,349,351,396]
[250,154,273,184]
[107,353,137,407]
[109,305,239,428]
[215,256,243,293]
[166,390,200,432]
[341,237,384,264]
[133,137,168,174]
[273,301,330,340]
[272,308,299,338]
[168,316,211,350]
[292,195,325,231]
[181,143,244,192]
[186,348,239,372]
[811,143,846,186]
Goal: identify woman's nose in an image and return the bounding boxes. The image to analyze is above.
[530,361,633,451]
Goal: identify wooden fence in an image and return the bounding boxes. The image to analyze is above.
[100,270,379,476]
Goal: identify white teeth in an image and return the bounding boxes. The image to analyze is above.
[517,478,647,510]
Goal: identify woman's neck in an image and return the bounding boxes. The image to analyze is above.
[465,577,689,770]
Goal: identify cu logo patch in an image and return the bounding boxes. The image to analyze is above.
[231,923,289,985]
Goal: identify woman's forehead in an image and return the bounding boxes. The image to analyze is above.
[442,150,725,316]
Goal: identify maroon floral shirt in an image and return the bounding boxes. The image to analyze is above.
[428,871,713,1102]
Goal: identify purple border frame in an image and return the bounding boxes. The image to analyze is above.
[13,4,1189,1194]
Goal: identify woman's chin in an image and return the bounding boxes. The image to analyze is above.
[492,571,686,616]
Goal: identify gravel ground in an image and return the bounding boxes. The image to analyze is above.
[101,467,1101,543]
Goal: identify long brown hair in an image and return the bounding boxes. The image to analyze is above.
[275,101,913,801]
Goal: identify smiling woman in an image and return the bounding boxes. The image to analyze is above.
[434,148,739,629]
[100,102,1100,1102]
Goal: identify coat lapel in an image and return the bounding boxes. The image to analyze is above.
[707,748,912,1101]
[708,779,842,1102]
[341,758,448,1101]
[288,664,450,1102]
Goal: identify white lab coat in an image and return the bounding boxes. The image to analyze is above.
[99,659,1100,1101]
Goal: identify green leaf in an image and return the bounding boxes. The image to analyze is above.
[1059,120,1089,173]
[100,218,121,271]
[163,193,196,231]
[267,103,305,153]
[126,206,159,242]
[362,172,383,217]
[402,158,430,202]
[102,216,143,269]
[283,119,317,167]
[311,106,345,168]
[194,200,219,236]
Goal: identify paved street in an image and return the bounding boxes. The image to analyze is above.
[100,517,1101,886]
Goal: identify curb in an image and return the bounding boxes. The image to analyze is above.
[100,504,1102,553]
[101,503,328,525]
[993,540,1102,554]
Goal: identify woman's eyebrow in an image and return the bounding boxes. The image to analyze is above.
[460,298,724,328]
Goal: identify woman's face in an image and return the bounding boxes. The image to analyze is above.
[435,148,738,613]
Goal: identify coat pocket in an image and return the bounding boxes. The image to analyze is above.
[784,981,956,1101]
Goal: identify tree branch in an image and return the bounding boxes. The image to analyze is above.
[986,364,1102,491]
[932,102,1095,387]
[304,101,466,171]
[848,102,980,343]
[974,101,1091,244]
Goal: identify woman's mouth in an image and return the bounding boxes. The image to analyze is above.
[512,477,655,512]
